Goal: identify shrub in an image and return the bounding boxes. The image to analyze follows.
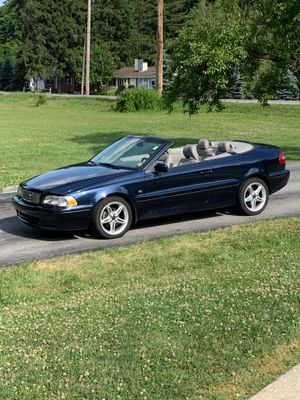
[35,93,47,106]
[98,86,117,96]
[115,88,162,112]
[100,89,116,96]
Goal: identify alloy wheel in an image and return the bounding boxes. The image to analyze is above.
[99,201,129,236]
[243,183,267,212]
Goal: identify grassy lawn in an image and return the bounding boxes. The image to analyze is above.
[0,217,300,399]
[0,92,299,191]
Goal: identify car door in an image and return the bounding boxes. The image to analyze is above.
[141,159,216,218]
[212,154,249,207]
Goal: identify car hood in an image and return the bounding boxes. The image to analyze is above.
[22,163,136,194]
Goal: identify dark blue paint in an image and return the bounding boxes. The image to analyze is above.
[12,136,290,232]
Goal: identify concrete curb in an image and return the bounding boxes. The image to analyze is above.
[2,185,17,194]
[249,363,300,400]
[223,99,300,105]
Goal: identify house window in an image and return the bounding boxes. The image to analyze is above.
[139,78,149,89]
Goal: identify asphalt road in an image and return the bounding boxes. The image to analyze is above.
[0,162,299,267]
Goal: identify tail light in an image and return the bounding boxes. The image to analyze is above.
[279,151,286,165]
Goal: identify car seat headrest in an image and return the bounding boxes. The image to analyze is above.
[218,142,234,153]
[183,144,198,159]
[198,139,211,150]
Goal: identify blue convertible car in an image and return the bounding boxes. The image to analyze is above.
[13,135,290,239]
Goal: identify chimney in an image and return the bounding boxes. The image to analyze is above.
[142,62,148,72]
[134,59,148,72]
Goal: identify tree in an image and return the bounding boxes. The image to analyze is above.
[8,0,86,79]
[90,42,117,84]
[0,58,13,90]
[165,0,247,113]
[226,67,245,99]
[238,0,299,103]
[92,0,157,66]
[0,2,21,66]
[166,0,300,112]
[277,70,299,100]
[1,0,198,89]
[164,0,198,41]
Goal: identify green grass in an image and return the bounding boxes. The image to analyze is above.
[0,92,300,191]
[0,217,300,400]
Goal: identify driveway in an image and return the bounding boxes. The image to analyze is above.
[0,162,299,267]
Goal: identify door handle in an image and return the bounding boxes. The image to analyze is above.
[199,169,213,176]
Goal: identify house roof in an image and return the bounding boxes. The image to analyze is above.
[114,66,156,79]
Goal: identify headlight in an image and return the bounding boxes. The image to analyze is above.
[42,195,77,207]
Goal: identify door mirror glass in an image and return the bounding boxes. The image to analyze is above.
[154,162,168,173]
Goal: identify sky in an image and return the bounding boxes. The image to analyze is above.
[0,0,4,6]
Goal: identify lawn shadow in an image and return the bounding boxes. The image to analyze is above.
[69,131,200,154]
[281,146,300,161]
[69,131,131,154]
[70,132,300,161]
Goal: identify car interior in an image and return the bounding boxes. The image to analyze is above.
[153,139,254,169]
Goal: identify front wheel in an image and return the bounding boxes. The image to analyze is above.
[91,196,133,239]
[237,178,269,216]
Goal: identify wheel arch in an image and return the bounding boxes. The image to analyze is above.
[241,173,271,194]
[95,192,138,224]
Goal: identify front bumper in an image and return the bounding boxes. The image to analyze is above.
[12,196,93,231]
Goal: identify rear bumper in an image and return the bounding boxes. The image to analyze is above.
[12,196,93,231]
[268,169,290,194]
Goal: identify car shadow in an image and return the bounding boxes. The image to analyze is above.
[1,209,225,241]
[0,216,92,241]
[133,209,221,230]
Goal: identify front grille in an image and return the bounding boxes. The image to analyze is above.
[18,211,39,225]
[22,189,41,204]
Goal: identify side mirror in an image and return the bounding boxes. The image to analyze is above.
[154,162,168,173]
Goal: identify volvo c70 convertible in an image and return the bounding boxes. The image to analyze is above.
[13,135,290,239]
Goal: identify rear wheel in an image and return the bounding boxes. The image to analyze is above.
[91,196,133,239]
[237,178,269,216]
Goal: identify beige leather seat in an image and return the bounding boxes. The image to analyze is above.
[216,142,234,154]
[197,139,215,159]
[157,152,174,168]
[178,145,198,166]
[213,141,235,159]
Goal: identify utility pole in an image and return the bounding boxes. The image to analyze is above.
[85,0,92,96]
[156,0,164,95]
[81,29,86,96]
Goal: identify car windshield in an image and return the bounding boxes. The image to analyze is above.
[90,136,164,170]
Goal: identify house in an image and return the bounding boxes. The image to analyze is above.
[29,76,81,94]
[113,59,156,90]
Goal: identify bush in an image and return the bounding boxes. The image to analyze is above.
[99,89,116,96]
[98,86,117,96]
[35,93,47,106]
[115,88,162,112]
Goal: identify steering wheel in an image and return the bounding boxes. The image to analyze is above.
[140,153,151,163]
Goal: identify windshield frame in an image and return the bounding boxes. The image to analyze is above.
[89,135,173,171]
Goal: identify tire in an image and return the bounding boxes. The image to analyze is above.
[91,196,133,239]
[237,177,269,216]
